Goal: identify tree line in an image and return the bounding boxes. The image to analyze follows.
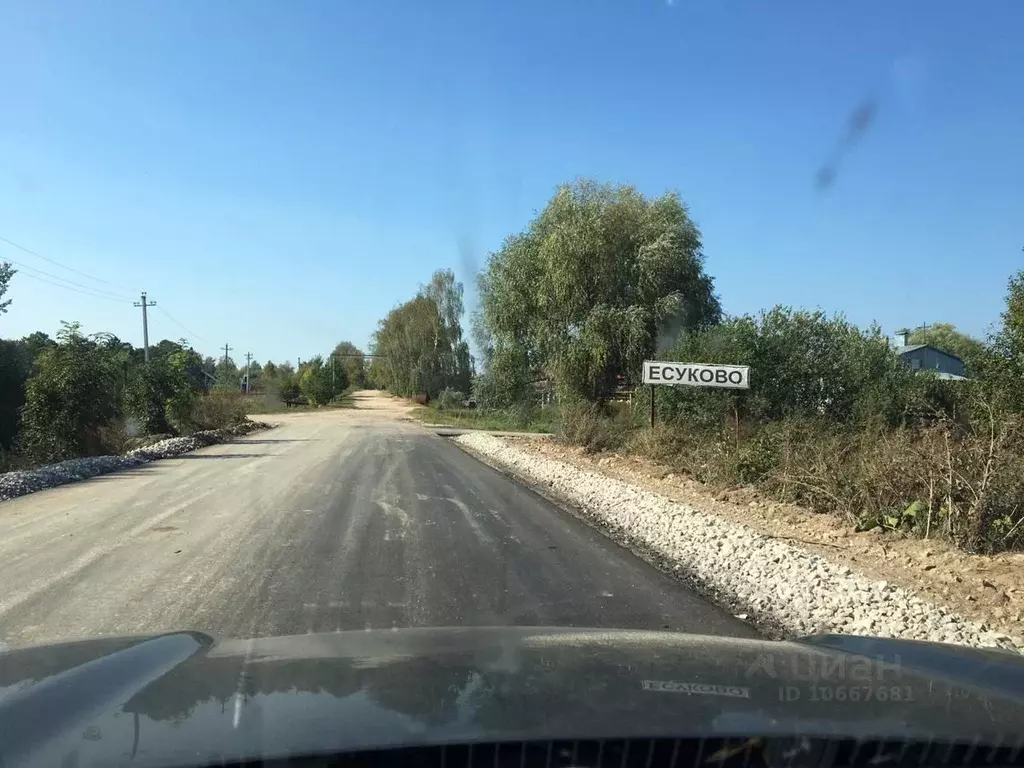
[0,264,367,468]
[368,178,1024,553]
[8,175,1024,553]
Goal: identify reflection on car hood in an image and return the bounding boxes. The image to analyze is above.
[1,627,1022,767]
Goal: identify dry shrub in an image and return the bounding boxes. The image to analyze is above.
[94,422,130,455]
[436,388,465,411]
[626,423,688,465]
[748,414,1024,554]
[559,400,631,453]
[626,423,735,485]
[605,406,1024,554]
[191,393,250,431]
[926,410,1024,553]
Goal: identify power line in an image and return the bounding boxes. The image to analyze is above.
[0,237,211,350]
[0,234,134,293]
[0,255,133,301]
[155,304,206,343]
[14,270,130,303]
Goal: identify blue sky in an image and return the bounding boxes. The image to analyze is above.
[1,1,1021,365]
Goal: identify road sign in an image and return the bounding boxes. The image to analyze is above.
[642,360,750,389]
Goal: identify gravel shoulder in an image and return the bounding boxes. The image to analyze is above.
[0,421,270,503]
[453,433,1024,652]
[512,438,1024,643]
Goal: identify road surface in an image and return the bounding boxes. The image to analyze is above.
[0,391,756,648]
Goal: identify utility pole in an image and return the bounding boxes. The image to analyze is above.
[134,292,156,362]
[331,355,336,391]
[221,343,232,389]
[244,352,252,394]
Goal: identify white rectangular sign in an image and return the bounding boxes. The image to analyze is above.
[642,360,750,389]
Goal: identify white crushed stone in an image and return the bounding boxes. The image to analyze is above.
[0,421,270,503]
[455,432,1024,652]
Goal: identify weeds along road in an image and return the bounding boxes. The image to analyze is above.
[0,391,756,649]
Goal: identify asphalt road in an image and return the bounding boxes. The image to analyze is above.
[0,392,756,649]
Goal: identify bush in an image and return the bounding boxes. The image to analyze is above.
[189,393,250,431]
[21,324,121,462]
[614,405,1024,554]
[436,388,466,410]
[507,400,539,430]
[472,346,532,410]
[659,307,924,429]
[753,413,1024,553]
[559,400,630,453]
[734,427,782,484]
[165,385,198,434]
[299,356,335,406]
[124,362,172,435]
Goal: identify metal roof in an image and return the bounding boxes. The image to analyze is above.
[894,344,963,362]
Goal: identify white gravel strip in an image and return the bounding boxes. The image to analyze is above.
[0,422,270,503]
[455,432,1023,652]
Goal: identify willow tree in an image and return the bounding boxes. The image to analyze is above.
[477,179,720,403]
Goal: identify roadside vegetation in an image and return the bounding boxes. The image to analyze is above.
[372,178,1024,555]
[367,269,472,398]
[0,264,366,471]
[412,394,559,433]
[7,174,1024,557]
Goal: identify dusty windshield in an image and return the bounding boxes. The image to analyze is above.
[0,0,1021,728]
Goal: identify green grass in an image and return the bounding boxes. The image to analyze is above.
[412,404,559,433]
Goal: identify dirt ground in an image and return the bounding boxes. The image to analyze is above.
[347,389,421,417]
[510,437,1024,640]
[249,390,420,424]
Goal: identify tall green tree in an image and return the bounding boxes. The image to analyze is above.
[996,270,1024,366]
[0,340,32,450]
[331,341,366,389]
[214,356,240,392]
[164,346,203,432]
[124,341,203,434]
[21,322,121,461]
[0,332,56,450]
[298,355,336,405]
[21,331,55,362]
[970,270,1024,414]
[477,179,720,403]
[422,270,473,395]
[369,269,473,398]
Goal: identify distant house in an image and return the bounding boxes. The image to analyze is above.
[893,330,967,381]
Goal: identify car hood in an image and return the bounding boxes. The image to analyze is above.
[1,627,1023,767]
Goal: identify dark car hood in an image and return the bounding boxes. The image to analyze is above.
[1,627,1023,767]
